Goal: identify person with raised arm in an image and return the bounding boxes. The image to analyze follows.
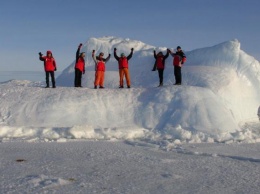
[92,50,111,89]
[152,50,169,87]
[114,48,134,88]
[74,43,85,87]
[168,46,186,85]
[39,50,57,88]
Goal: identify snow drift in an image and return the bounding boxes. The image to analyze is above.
[0,37,260,143]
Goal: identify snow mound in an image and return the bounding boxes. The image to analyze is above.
[1,37,260,144]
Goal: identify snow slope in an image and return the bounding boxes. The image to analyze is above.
[0,37,260,144]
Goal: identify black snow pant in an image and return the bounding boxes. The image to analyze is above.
[45,71,55,87]
[157,69,164,85]
[174,66,182,84]
[74,68,83,87]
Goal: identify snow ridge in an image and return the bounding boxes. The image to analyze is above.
[1,37,260,144]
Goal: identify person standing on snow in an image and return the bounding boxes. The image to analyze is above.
[74,43,85,87]
[168,46,186,85]
[114,48,134,88]
[92,50,111,89]
[152,50,169,87]
[39,50,57,88]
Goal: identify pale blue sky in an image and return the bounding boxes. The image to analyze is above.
[0,0,259,71]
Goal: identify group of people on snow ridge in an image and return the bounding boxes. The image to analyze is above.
[153,46,186,87]
[38,43,186,89]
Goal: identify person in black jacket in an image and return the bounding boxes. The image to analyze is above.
[168,46,186,85]
[74,43,85,87]
[152,50,169,87]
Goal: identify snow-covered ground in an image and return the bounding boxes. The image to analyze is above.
[0,37,259,193]
[1,141,259,194]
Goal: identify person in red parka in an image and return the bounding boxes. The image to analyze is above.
[39,50,57,88]
[114,48,134,88]
[168,46,186,85]
[74,43,85,87]
[92,50,111,89]
[152,50,169,87]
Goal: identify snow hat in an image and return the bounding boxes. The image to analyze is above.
[177,46,181,50]
[121,53,125,57]
[46,50,52,55]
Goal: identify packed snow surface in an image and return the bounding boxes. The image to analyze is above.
[0,141,259,194]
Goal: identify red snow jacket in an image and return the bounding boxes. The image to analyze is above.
[75,58,85,72]
[96,60,106,71]
[119,57,128,69]
[156,56,164,69]
[154,51,169,69]
[114,50,133,69]
[39,51,57,71]
[172,51,186,66]
[92,53,111,71]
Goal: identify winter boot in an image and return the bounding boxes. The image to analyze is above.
[158,83,163,87]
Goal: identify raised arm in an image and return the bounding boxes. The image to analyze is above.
[105,54,111,62]
[164,51,169,59]
[167,48,175,57]
[114,48,119,61]
[76,43,82,62]
[39,52,45,61]
[92,50,97,64]
[127,48,134,60]
[153,50,157,59]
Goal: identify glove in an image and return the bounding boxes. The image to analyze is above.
[79,43,83,48]
[54,67,57,71]
[109,54,111,56]
[114,48,117,52]
[131,48,134,51]
[39,52,42,56]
